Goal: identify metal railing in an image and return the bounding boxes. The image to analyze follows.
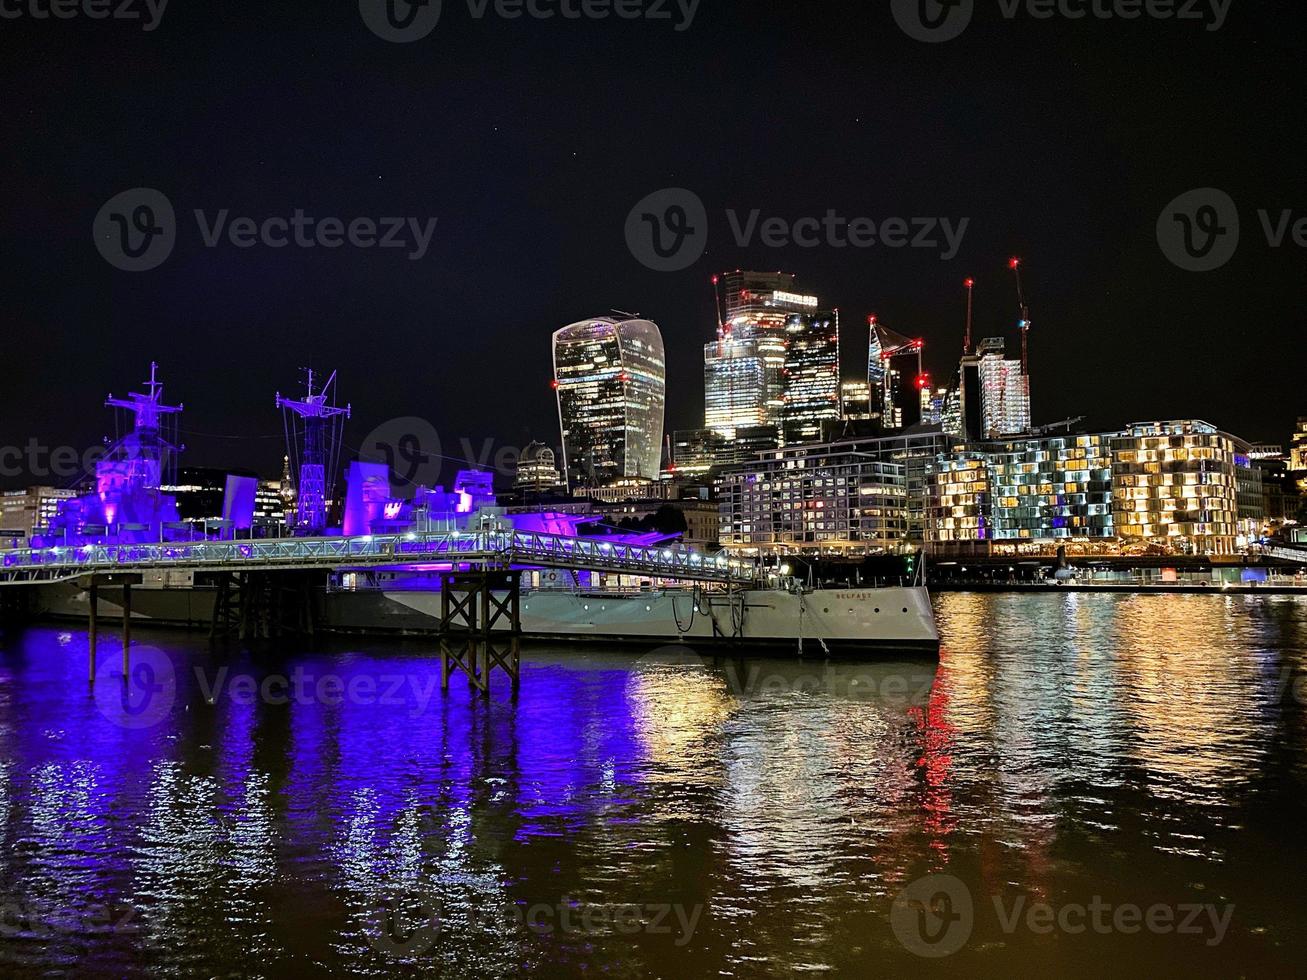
[0,530,762,586]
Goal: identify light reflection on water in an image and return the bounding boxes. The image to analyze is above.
[0,592,1303,977]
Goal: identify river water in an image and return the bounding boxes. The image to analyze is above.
[0,592,1304,977]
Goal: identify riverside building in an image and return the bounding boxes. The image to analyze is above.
[715,426,949,558]
[926,421,1260,557]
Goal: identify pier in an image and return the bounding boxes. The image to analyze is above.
[0,528,761,587]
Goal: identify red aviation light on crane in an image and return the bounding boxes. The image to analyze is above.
[550,379,560,390]
[916,374,930,389]
[868,314,878,326]
[964,277,975,288]
[711,275,719,285]
[914,339,924,349]
[1009,257,1021,270]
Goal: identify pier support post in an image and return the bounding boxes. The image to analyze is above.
[88,582,98,683]
[122,583,132,676]
[437,569,522,695]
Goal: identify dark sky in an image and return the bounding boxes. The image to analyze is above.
[1,0,1303,489]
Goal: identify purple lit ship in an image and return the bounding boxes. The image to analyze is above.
[22,366,938,654]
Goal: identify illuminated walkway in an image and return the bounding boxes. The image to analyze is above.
[0,529,761,586]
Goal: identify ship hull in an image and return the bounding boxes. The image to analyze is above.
[34,581,939,655]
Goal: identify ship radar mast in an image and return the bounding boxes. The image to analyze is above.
[276,368,350,536]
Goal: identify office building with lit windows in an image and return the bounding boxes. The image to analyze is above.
[839,380,873,421]
[513,442,565,494]
[0,486,78,543]
[553,316,666,491]
[704,272,822,444]
[781,309,840,444]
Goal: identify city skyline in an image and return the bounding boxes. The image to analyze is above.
[0,5,1301,485]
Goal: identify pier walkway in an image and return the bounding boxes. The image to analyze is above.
[0,529,762,587]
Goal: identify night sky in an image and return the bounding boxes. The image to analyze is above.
[1,0,1303,488]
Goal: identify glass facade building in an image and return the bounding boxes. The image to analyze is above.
[976,337,1031,437]
[553,317,666,492]
[1110,420,1245,556]
[989,435,1114,544]
[926,421,1259,557]
[781,310,840,444]
[926,454,990,550]
[704,272,824,445]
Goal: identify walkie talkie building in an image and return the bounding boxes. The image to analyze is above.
[553,317,666,492]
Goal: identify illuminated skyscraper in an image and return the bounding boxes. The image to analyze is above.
[840,380,873,420]
[976,337,1030,437]
[553,316,666,491]
[705,272,818,439]
[867,318,924,431]
[781,309,840,444]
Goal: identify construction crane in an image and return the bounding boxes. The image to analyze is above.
[963,277,975,355]
[1031,416,1085,436]
[1009,257,1031,375]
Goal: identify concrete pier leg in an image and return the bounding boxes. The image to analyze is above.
[88,582,98,684]
[121,583,132,677]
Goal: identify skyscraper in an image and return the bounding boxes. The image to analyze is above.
[976,337,1031,437]
[705,271,818,440]
[781,309,840,444]
[867,318,923,430]
[553,316,666,491]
